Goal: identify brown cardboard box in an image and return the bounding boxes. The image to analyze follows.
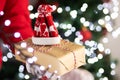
[15,39,86,76]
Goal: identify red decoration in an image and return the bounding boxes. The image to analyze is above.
[32,4,60,45]
[80,27,92,42]
[34,4,59,37]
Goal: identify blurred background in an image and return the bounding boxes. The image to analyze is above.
[104,0,120,79]
[0,0,120,80]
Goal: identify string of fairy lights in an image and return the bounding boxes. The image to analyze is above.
[0,0,119,80]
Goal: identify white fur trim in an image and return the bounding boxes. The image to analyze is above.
[32,36,61,45]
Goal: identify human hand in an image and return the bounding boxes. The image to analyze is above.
[26,61,60,80]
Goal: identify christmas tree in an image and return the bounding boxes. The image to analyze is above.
[0,0,118,80]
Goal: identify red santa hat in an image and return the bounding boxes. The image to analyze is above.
[32,4,61,45]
